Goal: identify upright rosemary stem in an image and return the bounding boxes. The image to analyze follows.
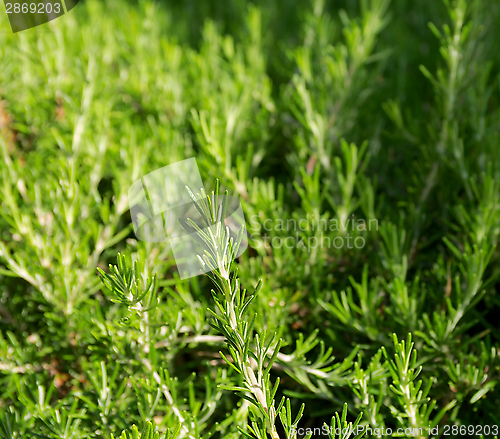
[220,274,280,439]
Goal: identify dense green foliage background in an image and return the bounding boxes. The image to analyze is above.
[1,0,500,437]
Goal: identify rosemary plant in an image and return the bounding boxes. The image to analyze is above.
[178,180,305,439]
[1,0,500,437]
